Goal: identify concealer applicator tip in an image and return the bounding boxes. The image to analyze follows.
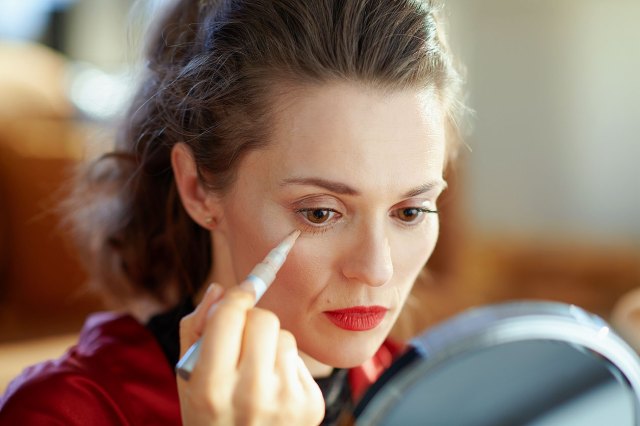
[283,229,301,249]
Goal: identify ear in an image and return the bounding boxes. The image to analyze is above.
[171,143,221,229]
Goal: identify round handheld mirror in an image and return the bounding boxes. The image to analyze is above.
[354,301,640,425]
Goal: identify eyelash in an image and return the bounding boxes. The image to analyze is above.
[294,206,438,233]
[393,207,439,227]
[295,208,341,234]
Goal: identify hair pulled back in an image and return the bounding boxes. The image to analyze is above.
[67,0,465,305]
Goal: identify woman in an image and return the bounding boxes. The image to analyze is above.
[0,0,465,424]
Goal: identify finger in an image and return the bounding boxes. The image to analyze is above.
[297,356,324,401]
[274,330,304,395]
[191,286,256,382]
[195,283,226,328]
[237,308,280,375]
[296,356,326,424]
[221,281,259,305]
[179,283,225,355]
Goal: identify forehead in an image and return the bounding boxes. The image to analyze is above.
[250,82,446,194]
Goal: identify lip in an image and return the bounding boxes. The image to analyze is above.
[323,306,389,331]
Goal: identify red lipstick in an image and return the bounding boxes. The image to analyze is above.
[324,306,388,331]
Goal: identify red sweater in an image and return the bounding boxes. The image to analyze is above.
[0,312,403,425]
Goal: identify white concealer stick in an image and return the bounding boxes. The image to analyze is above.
[175,229,301,381]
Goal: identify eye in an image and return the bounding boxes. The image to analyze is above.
[297,208,338,225]
[393,207,438,224]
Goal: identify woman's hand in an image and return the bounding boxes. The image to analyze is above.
[177,283,325,426]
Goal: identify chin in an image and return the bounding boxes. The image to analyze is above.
[303,331,389,369]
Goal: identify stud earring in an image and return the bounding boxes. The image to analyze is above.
[204,216,215,227]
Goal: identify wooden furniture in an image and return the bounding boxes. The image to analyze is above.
[0,117,104,341]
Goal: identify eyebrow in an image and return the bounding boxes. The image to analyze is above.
[280,177,447,198]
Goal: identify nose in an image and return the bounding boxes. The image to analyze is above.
[341,223,394,287]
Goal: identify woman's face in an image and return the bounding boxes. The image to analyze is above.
[213,82,446,368]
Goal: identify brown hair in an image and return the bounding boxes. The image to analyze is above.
[67,0,466,305]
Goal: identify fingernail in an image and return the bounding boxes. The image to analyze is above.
[205,283,224,300]
[238,280,258,299]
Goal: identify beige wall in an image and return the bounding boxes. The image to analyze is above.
[446,0,640,245]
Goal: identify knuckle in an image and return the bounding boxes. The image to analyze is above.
[178,314,195,336]
[278,329,297,347]
[247,308,280,330]
[184,386,230,417]
[277,331,298,357]
[276,405,298,423]
[232,381,273,418]
[207,389,229,414]
[178,315,191,332]
[276,392,324,425]
[206,300,247,323]
[304,388,326,424]
[223,287,256,305]
[235,373,261,399]
[310,403,325,424]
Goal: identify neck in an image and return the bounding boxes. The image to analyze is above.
[211,231,238,288]
[195,231,237,305]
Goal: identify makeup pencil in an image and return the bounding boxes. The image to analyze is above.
[176,229,301,380]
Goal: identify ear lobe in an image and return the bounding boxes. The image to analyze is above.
[171,143,220,229]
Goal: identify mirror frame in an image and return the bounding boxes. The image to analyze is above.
[355,301,640,424]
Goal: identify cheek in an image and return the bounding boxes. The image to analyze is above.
[256,236,338,328]
[261,235,336,300]
[394,220,440,282]
[223,213,266,275]
[222,198,294,277]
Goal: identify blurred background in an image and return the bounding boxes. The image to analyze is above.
[1,0,638,391]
